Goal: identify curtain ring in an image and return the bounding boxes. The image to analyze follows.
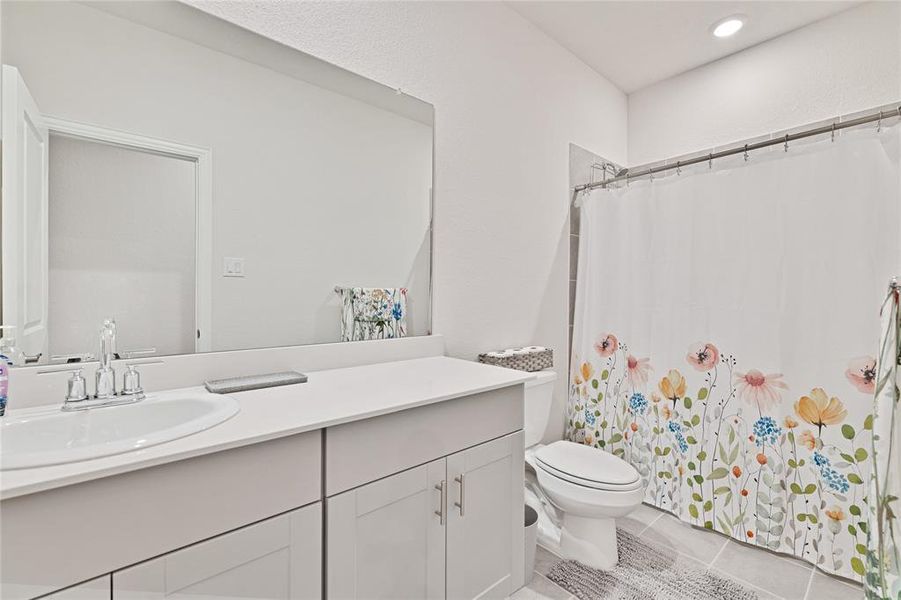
[878,111,884,133]
[708,153,713,169]
[676,161,682,176]
[743,144,749,162]
[831,122,836,142]
[783,134,789,152]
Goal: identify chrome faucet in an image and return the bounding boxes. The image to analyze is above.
[94,319,117,399]
[62,319,146,412]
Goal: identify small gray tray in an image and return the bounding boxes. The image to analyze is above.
[205,371,308,394]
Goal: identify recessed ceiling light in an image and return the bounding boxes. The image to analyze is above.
[712,16,745,38]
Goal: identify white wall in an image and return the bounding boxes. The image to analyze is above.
[628,1,901,165]
[48,136,196,358]
[187,0,629,441]
[3,1,432,353]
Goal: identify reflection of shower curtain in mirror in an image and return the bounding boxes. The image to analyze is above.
[335,287,408,341]
[569,128,900,581]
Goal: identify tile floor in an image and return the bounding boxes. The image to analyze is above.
[513,502,864,600]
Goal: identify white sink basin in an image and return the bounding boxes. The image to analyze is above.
[0,392,240,470]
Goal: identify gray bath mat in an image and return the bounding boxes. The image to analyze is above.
[546,529,759,600]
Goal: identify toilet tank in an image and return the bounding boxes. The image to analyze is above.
[524,370,558,448]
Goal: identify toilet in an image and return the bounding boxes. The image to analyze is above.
[524,370,645,570]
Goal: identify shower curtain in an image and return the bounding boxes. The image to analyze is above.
[569,127,900,582]
[867,283,901,599]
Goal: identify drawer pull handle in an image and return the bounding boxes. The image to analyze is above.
[435,480,446,525]
[454,474,465,517]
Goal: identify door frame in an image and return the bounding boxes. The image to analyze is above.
[42,116,213,352]
[1,64,50,362]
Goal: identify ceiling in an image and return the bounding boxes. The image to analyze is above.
[508,1,861,93]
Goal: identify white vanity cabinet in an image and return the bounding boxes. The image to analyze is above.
[112,503,321,600]
[2,358,530,600]
[327,431,524,600]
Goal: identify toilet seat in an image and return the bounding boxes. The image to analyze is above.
[536,460,644,492]
[535,441,642,492]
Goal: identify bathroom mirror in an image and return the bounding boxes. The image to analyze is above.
[0,1,433,366]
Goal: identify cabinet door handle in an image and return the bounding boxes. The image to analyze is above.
[434,480,446,525]
[454,474,465,517]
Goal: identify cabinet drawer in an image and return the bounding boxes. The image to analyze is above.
[114,503,321,599]
[325,385,523,496]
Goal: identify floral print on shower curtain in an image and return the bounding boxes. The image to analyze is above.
[570,338,875,578]
[866,284,901,600]
[568,128,900,582]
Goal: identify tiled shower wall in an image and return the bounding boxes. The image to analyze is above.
[568,144,622,368]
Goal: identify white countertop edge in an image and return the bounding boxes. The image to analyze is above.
[1,357,537,500]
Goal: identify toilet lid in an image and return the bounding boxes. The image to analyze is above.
[535,441,641,490]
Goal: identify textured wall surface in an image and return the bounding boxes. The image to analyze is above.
[188,1,629,441]
[628,1,901,165]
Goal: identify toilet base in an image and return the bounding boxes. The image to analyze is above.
[559,514,618,570]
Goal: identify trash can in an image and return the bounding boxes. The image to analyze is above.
[524,504,539,584]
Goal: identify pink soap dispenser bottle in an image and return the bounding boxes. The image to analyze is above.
[0,358,8,416]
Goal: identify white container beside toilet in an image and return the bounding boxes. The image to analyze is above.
[523,369,645,570]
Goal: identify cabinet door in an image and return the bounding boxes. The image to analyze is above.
[446,432,524,600]
[113,503,321,600]
[327,459,446,600]
[42,576,110,600]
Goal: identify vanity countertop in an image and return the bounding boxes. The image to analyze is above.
[0,356,535,500]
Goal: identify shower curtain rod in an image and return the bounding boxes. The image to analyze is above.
[574,104,901,193]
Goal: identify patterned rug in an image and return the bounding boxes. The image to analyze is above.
[546,529,760,600]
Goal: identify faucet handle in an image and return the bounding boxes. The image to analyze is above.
[123,364,144,398]
[65,369,89,403]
